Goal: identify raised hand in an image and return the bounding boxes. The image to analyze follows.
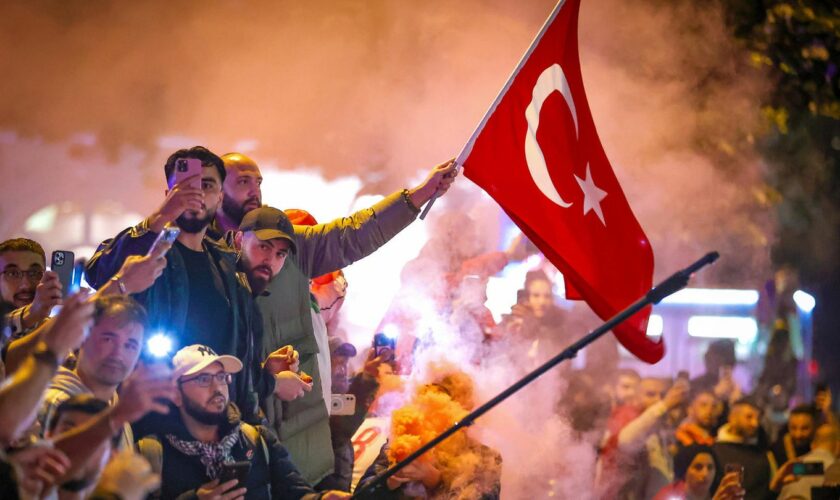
[114,242,170,295]
[25,270,63,326]
[42,290,95,359]
[363,347,392,378]
[408,159,458,209]
[663,379,689,410]
[112,364,176,425]
[149,175,204,233]
[8,443,71,497]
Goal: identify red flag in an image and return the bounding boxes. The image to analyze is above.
[459,0,661,362]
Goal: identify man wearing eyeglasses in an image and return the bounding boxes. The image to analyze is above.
[137,344,349,500]
[0,238,63,337]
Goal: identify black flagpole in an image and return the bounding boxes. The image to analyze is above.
[352,251,720,499]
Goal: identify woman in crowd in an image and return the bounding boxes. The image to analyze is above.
[654,444,745,500]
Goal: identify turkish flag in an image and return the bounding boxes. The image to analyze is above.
[460,0,661,362]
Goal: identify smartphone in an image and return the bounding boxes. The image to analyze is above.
[330,394,357,416]
[172,157,202,189]
[140,333,176,367]
[724,463,744,485]
[219,461,250,486]
[51,250,75,297]
[792,461,825,476]
[373,333,396,358]
[148,226,181,256]
[677,370,690,382]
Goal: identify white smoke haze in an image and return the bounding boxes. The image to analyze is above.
[0,1,773,498]
[0,0,772,281]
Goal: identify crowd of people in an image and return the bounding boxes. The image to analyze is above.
[0,145,837,500]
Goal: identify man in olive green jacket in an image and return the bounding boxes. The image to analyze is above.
[221,153,457,484]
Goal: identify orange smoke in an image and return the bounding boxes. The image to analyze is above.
[386,375,502,499]
[387,388,469,464]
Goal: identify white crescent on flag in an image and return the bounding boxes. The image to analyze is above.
[524,63,578,208]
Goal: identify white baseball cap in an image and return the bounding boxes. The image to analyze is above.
[173,345,243,379]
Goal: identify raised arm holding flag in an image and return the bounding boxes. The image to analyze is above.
[425,0,661,362]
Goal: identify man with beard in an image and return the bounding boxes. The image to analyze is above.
[39,294,146,449]
[137,344,349,500]
[769,404,817,469]
[714,397,773,500]
[0,238,63,336]
[676,390,719,449]
[596,377,689,499]
[212,153,264,237]
[220,152,456,484]
[84,146,277,422]
[233,206,313,405]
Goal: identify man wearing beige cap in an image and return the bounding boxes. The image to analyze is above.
[137,344,349,500]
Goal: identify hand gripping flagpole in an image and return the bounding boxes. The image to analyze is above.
[352,251,719,499]
[419,0,569,220]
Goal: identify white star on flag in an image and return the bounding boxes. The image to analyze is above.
[574,164,607,225]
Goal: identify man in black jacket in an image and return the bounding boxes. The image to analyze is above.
[137,344,349,500]
[83,146,285,423]
[713,397,773,500]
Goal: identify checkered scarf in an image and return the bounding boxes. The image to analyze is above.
[166,423,242,479]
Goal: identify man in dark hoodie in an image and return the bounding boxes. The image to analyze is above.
[136,344,349,499]
[713,397,773,500]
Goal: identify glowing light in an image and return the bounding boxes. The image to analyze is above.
[687,316,758,343]
[661,288,759,306]
[382,324,399,339]
[646,314,663,337]
[792,290,815,313]
[146,333,174,358]
[24,205,58,233]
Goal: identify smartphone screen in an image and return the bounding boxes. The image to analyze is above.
[792,461,824,476]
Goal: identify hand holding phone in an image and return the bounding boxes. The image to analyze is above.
[724,463,744,486]
[148,226,180,257]
[23,269,63,326]
[373,333,396,358]
[152,159,204,233]
[172,158,202,190]
[51,250,75,298]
